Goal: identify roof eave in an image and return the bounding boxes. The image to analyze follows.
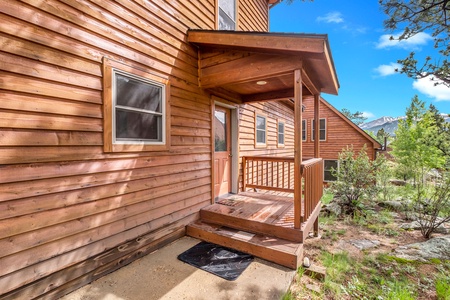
[187,30,340,96]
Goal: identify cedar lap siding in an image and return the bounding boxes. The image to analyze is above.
[237,98,381,187]
[301,96,381,161]
[0,0,273,298]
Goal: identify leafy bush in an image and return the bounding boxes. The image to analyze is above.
[330,145,379,216]
[411,174,450,239]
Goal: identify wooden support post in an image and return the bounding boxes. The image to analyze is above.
[314,94,320,158]
[294,68,303,229]
[314,216,319,237]
[242,156,247,192]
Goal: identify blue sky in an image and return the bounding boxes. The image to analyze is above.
[269,0,450,121]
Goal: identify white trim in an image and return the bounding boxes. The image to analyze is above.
[112,68,166,146]
[311,118,326,141]
[302,119,307,142]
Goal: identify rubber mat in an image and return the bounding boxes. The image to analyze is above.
[177,241,254,281]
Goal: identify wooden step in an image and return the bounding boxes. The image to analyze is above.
[200,204,304,242]
[186,220,303,270]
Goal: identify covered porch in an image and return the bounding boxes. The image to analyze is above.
[186,30,339,269]
[187,156,323,269]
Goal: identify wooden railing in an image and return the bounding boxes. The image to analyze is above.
[242,156,323,224]
[300,158,323,223]
[242,156,295,192]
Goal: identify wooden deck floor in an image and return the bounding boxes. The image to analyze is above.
[186,190,320,269]
[215,191,297,229]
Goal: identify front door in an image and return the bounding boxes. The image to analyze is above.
[214,106,231,199]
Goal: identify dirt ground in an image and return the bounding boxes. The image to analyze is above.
[290,208,448,300]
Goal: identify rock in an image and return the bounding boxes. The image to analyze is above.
[305,284,321,294]
[378,200,403,211]
[303,257,311,268]
[400,221,448,234]
[394,235,450,262]
[321,202,342,216]
[389,179,407,186]
[349,239,380,250]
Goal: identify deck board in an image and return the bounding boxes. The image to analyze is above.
[217,191,296,228]
[187,190,320,269]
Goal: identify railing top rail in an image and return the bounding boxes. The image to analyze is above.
[242,156,294,163]
[301,158,323,168]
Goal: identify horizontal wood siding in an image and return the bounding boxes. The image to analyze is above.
[301,97,377,160]
[0,0,226,298]
[238,101,295,191]
[239,0,269,31]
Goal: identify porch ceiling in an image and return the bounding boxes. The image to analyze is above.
[188,30,339,103]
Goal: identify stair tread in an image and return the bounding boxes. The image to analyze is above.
[187,220,302,254]
[186,220,303,269]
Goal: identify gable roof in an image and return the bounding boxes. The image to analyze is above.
[188,30,339,102]
[319,97,383,149]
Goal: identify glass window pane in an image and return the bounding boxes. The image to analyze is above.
[116,109,162,141]
[116,74,162,112]
[219,11,235,30]
[324,160,338,181]
[257,130,266,144]
[278,122,285,144]
[214,111,227,151]
[219,0,235,20]
[302,120,306,141]
[256,116,266,130]
[278,133,284,144]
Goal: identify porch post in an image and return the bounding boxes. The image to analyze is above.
[294,68,303,229]
[314,94,320,158]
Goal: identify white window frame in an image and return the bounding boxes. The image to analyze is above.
[103,58,170,152]
[302,119,307,142]
[255,113,267,147]
[218,0,237,30]
[311,118,326,141]
[278,120,285,147]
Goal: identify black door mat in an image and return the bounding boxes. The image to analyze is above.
[177,241,254,281]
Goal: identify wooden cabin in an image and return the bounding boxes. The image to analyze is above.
[0,0,340,298]
[302,97,383,181]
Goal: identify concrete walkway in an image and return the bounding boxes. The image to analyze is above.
[60,236,296,300]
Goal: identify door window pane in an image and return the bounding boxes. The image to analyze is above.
[215,110,227,151]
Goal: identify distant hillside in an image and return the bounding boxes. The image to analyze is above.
[360,115,450,137]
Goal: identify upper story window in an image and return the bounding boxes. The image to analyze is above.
[302,119,307,141]
[103,58,170,152]
[278,121,285,146]
[255,113,267,146]
[311,118,326,141]
[218,0,237,30]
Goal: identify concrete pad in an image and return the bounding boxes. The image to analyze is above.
[60,236,296,300]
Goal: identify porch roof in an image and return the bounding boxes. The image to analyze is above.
[187,30,339,103]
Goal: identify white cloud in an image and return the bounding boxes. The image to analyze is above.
[413,77,450,101]
[376,32,432,50]
[362,111,376,119]
[317,12,344,24]
[374,63,402,77]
